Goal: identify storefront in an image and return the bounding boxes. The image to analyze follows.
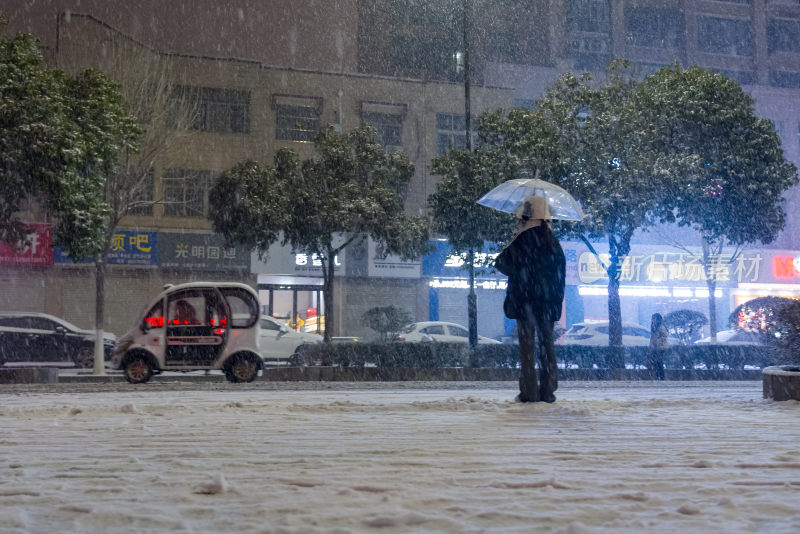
[251,240,345,333]
[422,240,510,341]
[250,236,421,338]
[1,225,252,336]
[420,239,800,337]
[565,242,800,332]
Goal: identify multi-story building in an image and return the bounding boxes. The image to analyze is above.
[1,0,799,339]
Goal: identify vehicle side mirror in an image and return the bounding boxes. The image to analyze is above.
[279,325,290,334]
[55,326,67,335]
[421,334,434,342]
[141,321,150,333]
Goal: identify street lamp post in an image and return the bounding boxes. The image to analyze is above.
[462,0,478,348]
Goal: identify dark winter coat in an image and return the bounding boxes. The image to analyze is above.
[494,225,566,323]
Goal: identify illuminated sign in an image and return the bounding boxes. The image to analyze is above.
[0,224,53,266]
[577,251,762,286]
[295,253,341,267]
[429,279,507,290]
[422,241,502,277]
[772,256,800,279]
[578,285,722,298]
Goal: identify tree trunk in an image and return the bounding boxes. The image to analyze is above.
[93,257,106,375]
[467,248,478,347]
[607,253,623,348]
[707,277,718,341]
[322,246,335,343]
[702,238,719,341]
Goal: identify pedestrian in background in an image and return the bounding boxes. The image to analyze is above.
[495,196,566,403]
[648,313,669,380]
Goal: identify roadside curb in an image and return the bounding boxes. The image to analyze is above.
[2,367,764,384]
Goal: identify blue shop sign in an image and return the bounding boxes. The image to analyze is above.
[54,230,157,265]
[422,240,503,277]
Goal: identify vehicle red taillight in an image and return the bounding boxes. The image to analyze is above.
[394,337,405,342]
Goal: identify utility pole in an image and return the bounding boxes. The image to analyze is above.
[463,0,478,348]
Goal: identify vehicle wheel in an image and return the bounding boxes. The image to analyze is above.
[224,353,260,383]
[123,354,153,384]
[74,346,94,369]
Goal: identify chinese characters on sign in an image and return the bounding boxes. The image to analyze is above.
[107,231,157,265]
[294,253,341,268]
[54,230,157,265]
[0,224,53,266]
[576,251,764,285]
[158,233,249,271]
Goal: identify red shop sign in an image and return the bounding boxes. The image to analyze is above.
[0,224,54,266]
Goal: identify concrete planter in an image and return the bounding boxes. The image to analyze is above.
[762,366,800,401]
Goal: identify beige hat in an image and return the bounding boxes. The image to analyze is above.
[515,195,551,221]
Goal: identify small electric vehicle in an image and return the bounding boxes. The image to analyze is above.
[112,282,262,384]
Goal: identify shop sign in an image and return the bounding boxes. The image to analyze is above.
[250,236,346,275]
[772,256,800,279]
[367,239,420,278]
[54,230,157,265]
[574,250,764,286]
[429,278,507,290]
[422,241,501,277]
[158,233,249,271]
[0,223,53,266]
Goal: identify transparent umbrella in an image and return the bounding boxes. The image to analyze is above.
[477,178,584,221]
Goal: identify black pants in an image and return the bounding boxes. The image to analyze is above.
[516,313,558,402]
[648,349,667,380]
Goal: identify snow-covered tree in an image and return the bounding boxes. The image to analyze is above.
[523,61,671,351]
[640,65,798,340]
[2,28,141,373]
[68,43,197,372]
[429,148,514,347]
[209,125,429,342]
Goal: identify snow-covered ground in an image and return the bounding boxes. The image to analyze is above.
[1,381,798,534]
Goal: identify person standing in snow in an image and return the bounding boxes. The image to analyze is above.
[648,313,668,380]
[494,196,566,403]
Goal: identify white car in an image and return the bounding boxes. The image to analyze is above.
[259,315,323,360]
[556,321,679,346]
[695,329,762,345]
[394,321,501,344]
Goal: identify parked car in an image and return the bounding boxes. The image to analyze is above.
[695,329,763,345]
[556,321,680,346]
[0,312,116,368]
[394,321,501,344]
[259,315,322,362]
[112,282,264,384]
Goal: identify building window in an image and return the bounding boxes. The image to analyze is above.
[128,170,154,216]
[770,70,800,88]
[162,169,216,218]
[275,104,320,142]
[715,69,756,86]
[362,112,403,148]
[513,98,536,110]
[797,122,800,155]
[768,18,800,54]
[568,0,611,33]
[436,113,469,156]
[172,86,250,134]
[625,7,684,49]
[697,16,753,57]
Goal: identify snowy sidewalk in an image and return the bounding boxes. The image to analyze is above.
[1,381,797,533]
